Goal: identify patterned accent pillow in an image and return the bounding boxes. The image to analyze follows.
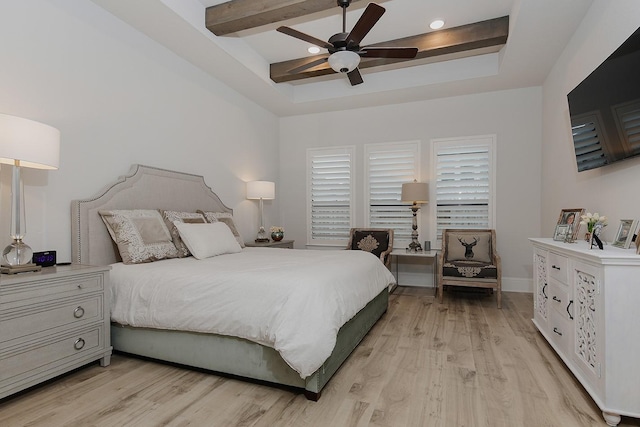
[99,209,179,264]
[446,232,492,263]
[197,210,245,248]
[351,230,389,259]
[161,210,207,257]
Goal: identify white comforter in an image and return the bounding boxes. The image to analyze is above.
[109,248,395,378]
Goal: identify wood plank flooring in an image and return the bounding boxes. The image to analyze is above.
[2,288,639,426]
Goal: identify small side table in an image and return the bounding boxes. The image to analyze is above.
[245,239,294,249]
[390,250,439,289]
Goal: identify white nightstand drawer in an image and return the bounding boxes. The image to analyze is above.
[548,252,569,284]
[1,274,103,305]
[549,310,572,354]
[1,295,103,344]
[0,326,102,382]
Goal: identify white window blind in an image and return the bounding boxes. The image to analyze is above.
[432,136,496,243]
[571,112,608,172]
[365,142,419,244]
[307,147,355,245]
[613,100,640,156]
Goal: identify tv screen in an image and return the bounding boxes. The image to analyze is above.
[567,27,640,172]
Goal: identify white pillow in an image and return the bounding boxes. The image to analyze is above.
[175,222,242,259]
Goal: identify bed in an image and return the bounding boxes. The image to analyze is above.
[71,164,394,400]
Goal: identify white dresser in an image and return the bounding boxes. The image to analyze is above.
[0,264,111,399]
[530,238,640,426]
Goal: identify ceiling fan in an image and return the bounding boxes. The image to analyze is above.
[276,0,418,86]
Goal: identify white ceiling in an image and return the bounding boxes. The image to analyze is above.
[91,0,594,116]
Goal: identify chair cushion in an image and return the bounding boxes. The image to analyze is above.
[445,232,492,263]
[351,230,389,259]
[443,261,498,279]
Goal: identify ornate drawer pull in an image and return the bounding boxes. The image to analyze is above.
[553,327,563,336]
[542,283,548,299]
[74,338,85,350]
[553,295,562,303]
[551,265,561,270]
[73,306,85,318]
[567,300,574,320]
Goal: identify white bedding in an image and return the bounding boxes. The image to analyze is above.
[109,247,396,378]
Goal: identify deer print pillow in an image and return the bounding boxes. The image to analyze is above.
[446,232,492,263]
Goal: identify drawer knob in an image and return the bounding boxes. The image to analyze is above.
[73,306,85,318]
[553,327,563,336]
[553,295,562,303]
[74,338,85,350]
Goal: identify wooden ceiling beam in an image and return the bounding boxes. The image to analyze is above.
[270,16,509,83]
[206,0,365,36]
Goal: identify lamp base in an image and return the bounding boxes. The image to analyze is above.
[406,240,423,253]
[1,263,42,274]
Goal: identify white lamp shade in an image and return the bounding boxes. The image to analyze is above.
[0,113,60,169]
[401,181,429,203]
[328,50,361,73]
[246,181,275,200]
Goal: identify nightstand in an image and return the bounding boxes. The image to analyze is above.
[245,239,294,249]
[0,264,112,399]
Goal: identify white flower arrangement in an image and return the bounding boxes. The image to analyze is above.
[270,226,284,233]
[580,212,607,233]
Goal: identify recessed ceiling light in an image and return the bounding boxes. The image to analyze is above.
[308,46,321,54]
[430,19,445,30]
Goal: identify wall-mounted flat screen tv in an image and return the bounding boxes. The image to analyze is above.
[568,27,640,172]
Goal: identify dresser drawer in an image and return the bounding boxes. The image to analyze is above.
[548,252,569,284]
[1,295,103,344]
[549,281,572,321]
[0,325,103,382]
[548,310,572,354]
[0,273,103,305]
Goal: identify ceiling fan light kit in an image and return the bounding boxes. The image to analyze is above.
[328,50,361,73]
[275,0,418,86]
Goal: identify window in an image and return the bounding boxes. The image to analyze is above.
[571,111,608,171]
[307,147,355,245]
[431,135,496,244]
[365,142,420,246]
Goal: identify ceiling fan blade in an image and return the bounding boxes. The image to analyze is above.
[287,56,329,74]
[347,68,364,86]
[360,47,419,59]
[346,3,385,46]
[277,26,332,49]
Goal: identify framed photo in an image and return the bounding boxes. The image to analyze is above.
[612,219,638,249]
[553,224,571,241]
[636,231,640,255]
[557,208,584,241]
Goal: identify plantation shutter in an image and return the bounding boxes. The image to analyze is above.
[433,136,495,242]
[307,147,354,245]
[366,142,419,243]
[613,101,640,155]
[571,113,608,172]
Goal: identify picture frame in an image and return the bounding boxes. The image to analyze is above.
[612,219,638,249]
[556,208,585,241]
[636,230,640,255]
[553,224,571,241]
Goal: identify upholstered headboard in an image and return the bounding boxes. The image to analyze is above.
[71,164,232,266]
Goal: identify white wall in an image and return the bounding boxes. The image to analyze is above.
[542,0,640,244]
[279,87,542,292]
[0,0,280,262]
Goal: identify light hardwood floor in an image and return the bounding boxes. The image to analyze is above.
[2,288,639,426]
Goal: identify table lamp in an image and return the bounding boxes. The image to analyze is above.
[401,180,429,253]
[246,180,275,243]
[0,113,60,273]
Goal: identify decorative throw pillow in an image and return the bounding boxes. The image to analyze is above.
[351,230,389,259]
[175,222,242,259]
[446,232,492,263]
[99,209,179,264]
[197,210,245,248]
[161,210,207,257]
